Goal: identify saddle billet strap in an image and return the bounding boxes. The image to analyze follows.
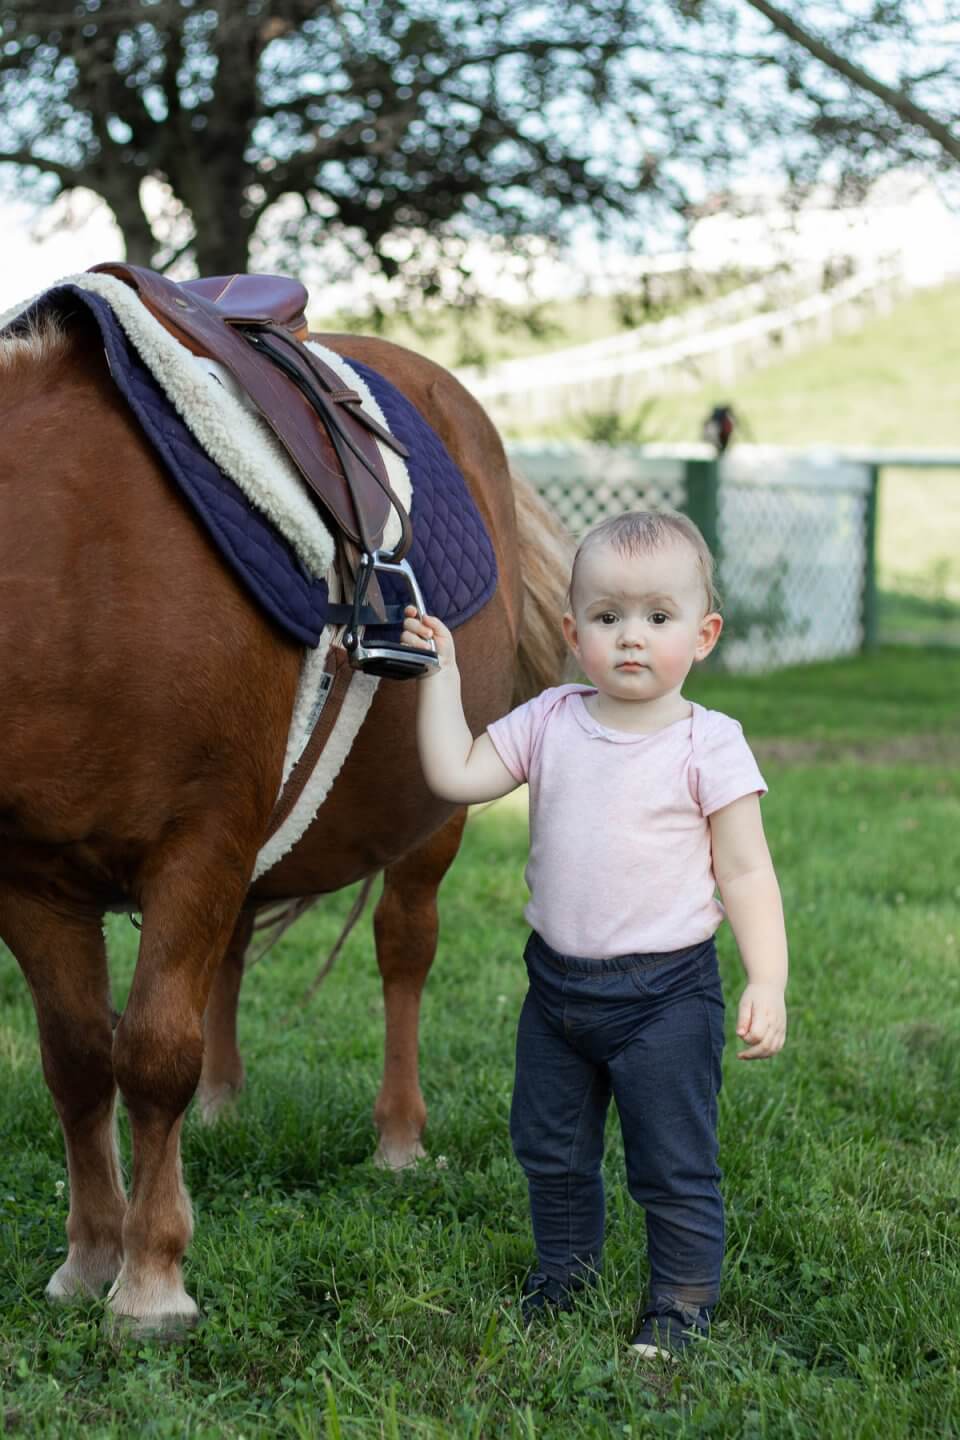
[257,327,409,460]
[262,644,354,844]
[321,601,407,625]
[89,262,390,552]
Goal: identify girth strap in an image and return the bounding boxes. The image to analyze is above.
[262,643,354,845]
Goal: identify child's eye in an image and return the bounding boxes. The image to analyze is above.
[597,611,619,625]
[650,612,670,625]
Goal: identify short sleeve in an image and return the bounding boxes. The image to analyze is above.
[692,708,767,817]
[486,695,542,782]
[487,685,581,783]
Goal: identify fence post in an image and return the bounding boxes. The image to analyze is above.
[683,459,721,666]
[682,458,720,560]
[861,464,880,652]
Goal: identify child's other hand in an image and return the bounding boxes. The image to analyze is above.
[735,983,787,1060]
[401,606,456,671]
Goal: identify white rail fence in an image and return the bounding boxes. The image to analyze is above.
[469,260,906,432]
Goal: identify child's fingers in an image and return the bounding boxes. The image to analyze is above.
[737,1018,785,1060]
[735,1000,753,1038]
[402,606,442,635]
[401,614,434,639]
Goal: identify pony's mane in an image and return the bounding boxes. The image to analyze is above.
[0,315,70,372]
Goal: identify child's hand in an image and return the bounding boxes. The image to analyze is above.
[402,605,456,672]
[735,983,787,1060]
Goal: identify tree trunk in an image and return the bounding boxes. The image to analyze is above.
[189,196,258,276]
[93,170,159,267]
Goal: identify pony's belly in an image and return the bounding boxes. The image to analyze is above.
[248,769,458,900]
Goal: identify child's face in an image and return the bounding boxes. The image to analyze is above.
[562,539,722,704]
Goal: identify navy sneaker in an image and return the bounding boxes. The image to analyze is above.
[520,1271,577,1325]
[630,1300,710,1360]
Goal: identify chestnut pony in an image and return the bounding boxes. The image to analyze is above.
[0,309,569,1333]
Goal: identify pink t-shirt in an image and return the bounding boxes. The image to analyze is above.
[487,684,767,960]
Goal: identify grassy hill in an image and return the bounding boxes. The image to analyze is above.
[613,282,960,623]
[630,282,960,622]
[590,281,960,451]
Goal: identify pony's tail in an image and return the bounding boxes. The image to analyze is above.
[511,469,575,705]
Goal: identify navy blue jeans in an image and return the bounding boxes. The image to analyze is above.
[510,930,726,1310]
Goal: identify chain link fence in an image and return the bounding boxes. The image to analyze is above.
[507,442,877,674]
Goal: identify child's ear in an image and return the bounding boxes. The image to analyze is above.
[695,612,723,662]
[561,612,579,656]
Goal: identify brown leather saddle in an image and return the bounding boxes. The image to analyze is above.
[88,262,438,681]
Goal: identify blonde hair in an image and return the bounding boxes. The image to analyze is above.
[568,510,720,613]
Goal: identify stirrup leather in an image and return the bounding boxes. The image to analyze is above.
[343,552,440,681]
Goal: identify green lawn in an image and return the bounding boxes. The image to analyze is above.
[1,648,959,1437]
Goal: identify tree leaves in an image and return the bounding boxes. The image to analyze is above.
[0,0,956,295]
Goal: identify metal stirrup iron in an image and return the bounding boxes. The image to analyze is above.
[342,551,440,681]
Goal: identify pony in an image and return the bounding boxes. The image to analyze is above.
[0,306,569,1333]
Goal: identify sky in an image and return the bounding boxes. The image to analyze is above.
[0,192,124,314]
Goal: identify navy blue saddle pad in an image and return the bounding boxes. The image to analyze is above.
[10,285,497,646]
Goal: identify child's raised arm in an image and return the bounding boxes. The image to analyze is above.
[709,794,788,1061]
[401,607,520,805]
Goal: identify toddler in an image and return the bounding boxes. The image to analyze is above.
[401,510,788,1359]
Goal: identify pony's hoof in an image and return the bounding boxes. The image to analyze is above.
[106,1269,200,1340]
[373,1135,427,1171]
[47,1247,122,1301]
[194,1080,242,1125]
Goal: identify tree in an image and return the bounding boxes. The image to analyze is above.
[1,0,957,299]
[736,0,960,187]
[0,0,665,286]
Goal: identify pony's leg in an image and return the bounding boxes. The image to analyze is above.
[373,809,468,1170]
[107,837,253,1333]
[196,908,254,1124]
[0,891,126,1299]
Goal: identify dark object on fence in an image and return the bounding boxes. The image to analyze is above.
[702,404,737,454]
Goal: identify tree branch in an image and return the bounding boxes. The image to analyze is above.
[742,0,960,163]
[0,148,78,185]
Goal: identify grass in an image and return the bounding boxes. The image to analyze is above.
[1,647,959,1436]
[879,588,960,648]
[874,471,960,612]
